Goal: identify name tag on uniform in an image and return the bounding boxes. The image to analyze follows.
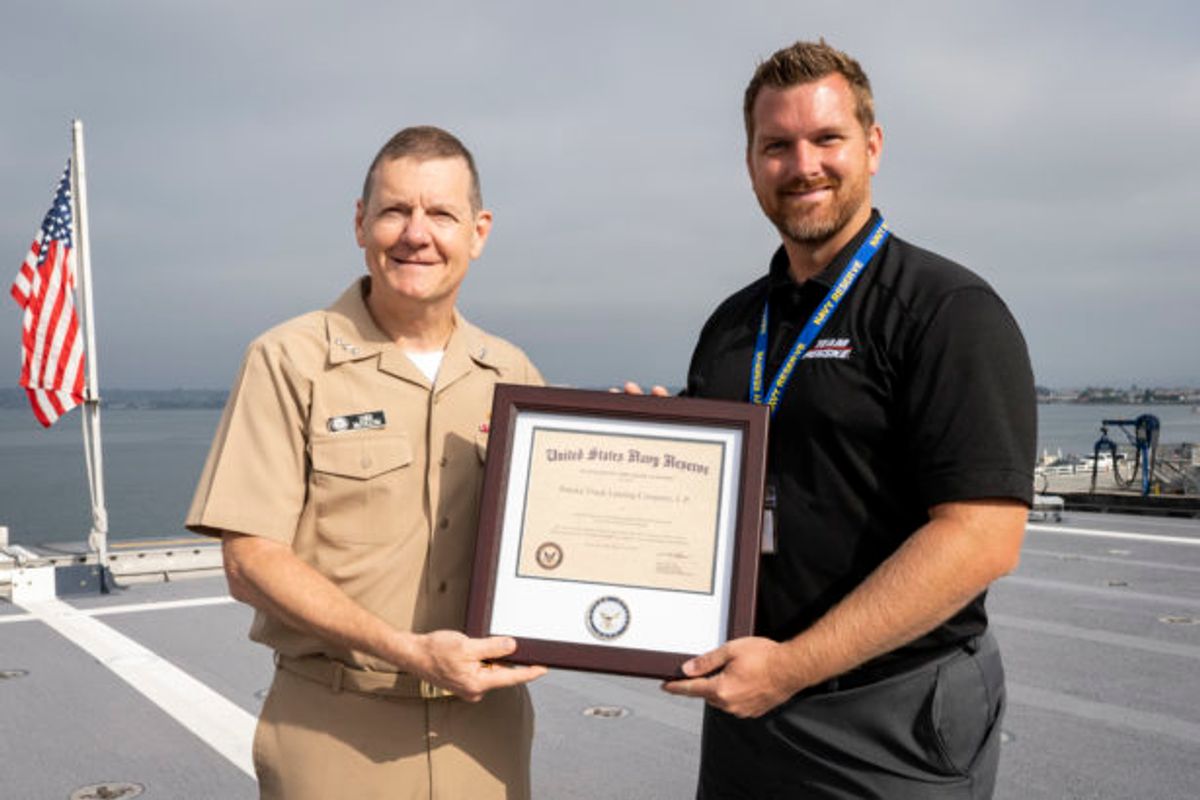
[327,410,386,433]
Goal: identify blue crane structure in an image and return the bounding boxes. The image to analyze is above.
[1091,414,1160,496]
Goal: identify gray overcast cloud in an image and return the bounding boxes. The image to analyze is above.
[2,1,1198,392]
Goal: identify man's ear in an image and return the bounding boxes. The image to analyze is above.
[354,199,367,248]
[470,209,494,259]
[867,124,883,176]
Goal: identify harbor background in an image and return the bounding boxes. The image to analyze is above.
[3,402,1199,545]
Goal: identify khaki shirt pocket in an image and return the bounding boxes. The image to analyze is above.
[310,432,414,544]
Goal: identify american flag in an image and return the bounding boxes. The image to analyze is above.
[9,163,87,427]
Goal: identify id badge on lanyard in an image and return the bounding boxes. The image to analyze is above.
[750,219,890,553]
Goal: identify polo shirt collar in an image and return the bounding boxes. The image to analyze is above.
[768,208,884,292]
[325,277,502,386]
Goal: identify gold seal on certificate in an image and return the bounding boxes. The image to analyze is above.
[534,541,563,570]
[586,596,630,640]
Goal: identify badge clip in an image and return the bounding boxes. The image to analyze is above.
[761,482,778,554]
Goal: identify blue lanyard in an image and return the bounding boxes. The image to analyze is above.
[750,219,890,417]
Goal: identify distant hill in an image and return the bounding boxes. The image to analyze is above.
[0,388,227,410]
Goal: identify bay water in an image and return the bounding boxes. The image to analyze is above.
[2,404,1199,545]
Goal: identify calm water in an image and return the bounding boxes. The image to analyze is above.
[2,404,1200,544]
[1,408,222,545]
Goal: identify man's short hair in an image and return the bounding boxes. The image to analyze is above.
[361,126,483,212]
[743,39,875,143]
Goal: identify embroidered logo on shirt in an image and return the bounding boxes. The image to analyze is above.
[802,338,853,360]
[327,410,386,433]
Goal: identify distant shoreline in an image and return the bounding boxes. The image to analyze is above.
[0,388,227,410]
[1038,398,1200,406]
[1036,387,1200,405]
[2,387,1199,411]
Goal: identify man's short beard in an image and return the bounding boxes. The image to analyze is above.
[772,189,860,246]
[776,215,844,246]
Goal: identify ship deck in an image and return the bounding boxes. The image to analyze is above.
[3,511,1199,799]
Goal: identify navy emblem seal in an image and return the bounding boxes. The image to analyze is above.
[586,596,630,640]
[535,542,563,570]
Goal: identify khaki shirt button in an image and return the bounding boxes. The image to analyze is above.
[439,456,448,467]
[437,581,448,593]
[438,517,450,530]
[360,455,372,468]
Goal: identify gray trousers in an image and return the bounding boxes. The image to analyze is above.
[696,631,1005,800]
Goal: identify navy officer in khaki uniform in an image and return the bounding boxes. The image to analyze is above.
[187,126,547,800]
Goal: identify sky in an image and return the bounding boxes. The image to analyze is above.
[2,1,1198,392]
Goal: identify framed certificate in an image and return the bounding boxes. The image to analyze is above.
[466,385,768,679]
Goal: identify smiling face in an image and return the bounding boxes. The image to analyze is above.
[747,74,881,249]
[354,155,491,318]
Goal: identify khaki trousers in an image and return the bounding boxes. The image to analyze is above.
[253,665,534,800]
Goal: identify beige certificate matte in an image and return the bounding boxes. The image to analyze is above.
[516,428,726,593]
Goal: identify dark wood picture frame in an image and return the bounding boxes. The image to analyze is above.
[466,384,768,679]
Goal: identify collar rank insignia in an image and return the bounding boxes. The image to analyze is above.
[333,336,361,356]
[327,410,386,433]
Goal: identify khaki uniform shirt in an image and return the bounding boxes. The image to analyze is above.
[186,278,543,669]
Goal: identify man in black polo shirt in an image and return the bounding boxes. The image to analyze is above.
[659,40,1035,798]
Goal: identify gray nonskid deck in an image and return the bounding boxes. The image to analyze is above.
[0,592,259,799]
[2,511,1198,799]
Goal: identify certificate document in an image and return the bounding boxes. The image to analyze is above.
[467,385,767,678]
[517,428,725,594]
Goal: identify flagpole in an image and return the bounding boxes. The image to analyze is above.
[71,119,111,589]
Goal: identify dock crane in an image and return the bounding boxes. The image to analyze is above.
[1091,414,1160,496]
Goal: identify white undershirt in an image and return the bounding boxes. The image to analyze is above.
[406,350,445,383]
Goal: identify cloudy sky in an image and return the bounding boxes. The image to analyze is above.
[2,1,1197,393]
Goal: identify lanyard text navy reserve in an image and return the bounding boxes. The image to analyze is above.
[750,218,890,417]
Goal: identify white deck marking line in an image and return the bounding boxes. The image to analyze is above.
[17,596,256,777]
[1026,524,1200,547]
[0,595,236,624]
[1080,515,1200,533]
[87,595,236,617]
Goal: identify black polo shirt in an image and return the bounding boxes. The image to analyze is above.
[686,209,1035,669]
